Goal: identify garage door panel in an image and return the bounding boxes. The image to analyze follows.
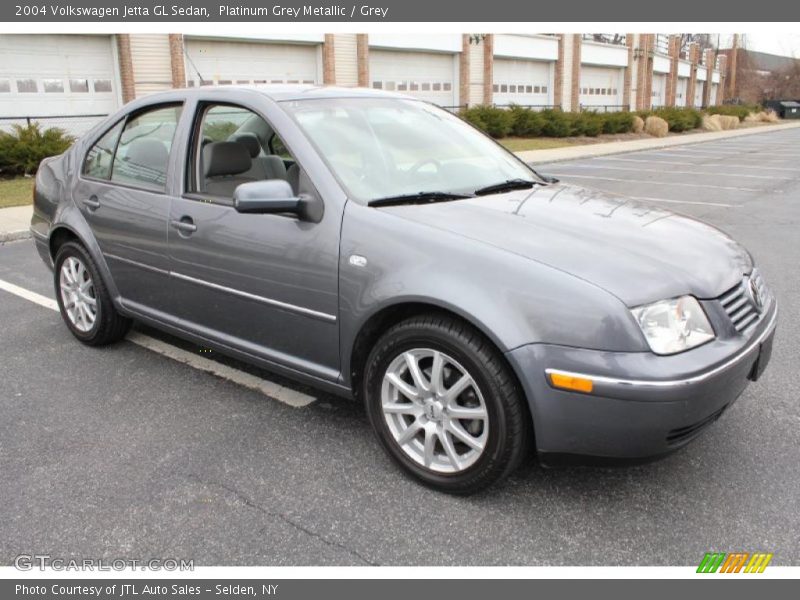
[369,49,457,107]
[493,58,552,106]
[0,34,118,122]
[579,65,623,109]
[185,40,320,85]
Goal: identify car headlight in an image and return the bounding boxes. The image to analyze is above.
[631,296,715,355]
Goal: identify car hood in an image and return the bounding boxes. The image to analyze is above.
[380,184,751,306]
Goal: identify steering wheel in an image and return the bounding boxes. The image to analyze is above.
[407,158,442,175]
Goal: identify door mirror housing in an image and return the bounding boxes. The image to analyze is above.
[233,180,300,215]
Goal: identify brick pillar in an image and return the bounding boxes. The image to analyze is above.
[322,34,336,85]
[571,35,581,111]
[717,55,727,104]
[665,35,680,107]
[459,34,470,109]
[623,33,634,110]
[356,34,369,87]
[635,34,653,111]
[685,42,699,108]
[168,34,186,88]
[703,48,717,106]
[483,34,494,105]
[727,46,738,100]
[115,34,136,104]
[553,34,564,109]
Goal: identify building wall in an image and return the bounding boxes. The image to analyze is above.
[333,33,358,87]
[128,34,174,97]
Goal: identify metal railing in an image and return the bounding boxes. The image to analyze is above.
[0,114,108,136]
[493,104,559,111]
[581,34,627,46]
[438,105,468,113]
[579,104,629,113]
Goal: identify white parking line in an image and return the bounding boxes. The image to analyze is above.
[628,196,734,208]
[555,164,788,180]
[546,173,760,192]
[592,157,800,172]
[0,278,316,408]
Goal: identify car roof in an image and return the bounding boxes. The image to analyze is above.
[143,84,415,103]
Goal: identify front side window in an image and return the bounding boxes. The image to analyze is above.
[282,97,537,202]
[83,119,124,180]
[110,104,182,191]
[191,103,296,200]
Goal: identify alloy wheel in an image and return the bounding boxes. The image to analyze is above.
[380,348,489,473]
[59,256,98,333]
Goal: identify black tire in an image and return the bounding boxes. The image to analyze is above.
[363,313,531,494]
[53,241,131,346]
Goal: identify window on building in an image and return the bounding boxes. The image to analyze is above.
[509,85,516,93]
[372,81,382,89]
[443,82,451,91]
[421,83,430,91]
[43,79,64,93]
[493,84,499,92]
[385,81,396,91]
[525,85,532,93]
[432,82,441,91]
[218,80,232,85]
[94,79,113,92]
[542,86,548,93]
[111,104,182,192]
[17,79,37,93]
[0,79,10,93]
[70,79,89,93]
[500,84,507,93]
[410,82,419,91]
[398,81,408,91]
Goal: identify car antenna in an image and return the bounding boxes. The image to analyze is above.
[183,45,207,87]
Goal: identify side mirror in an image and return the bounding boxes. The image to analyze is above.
[233,180,300,215]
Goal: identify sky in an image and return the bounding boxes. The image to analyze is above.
[719,34,800,57]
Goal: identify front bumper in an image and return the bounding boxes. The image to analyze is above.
[507,303,777,462]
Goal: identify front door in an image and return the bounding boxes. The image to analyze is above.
[166,102,341,382]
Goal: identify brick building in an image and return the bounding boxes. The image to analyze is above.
[0,33,727,133]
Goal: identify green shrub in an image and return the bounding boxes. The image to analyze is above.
[538,109,572,137]
[568,112,605,137]
[203,120,239,142]
[460,105,513,138]
[602,111,635,134]
[706,104,761,121]
[0,123,74,176]
[508,104,544,137]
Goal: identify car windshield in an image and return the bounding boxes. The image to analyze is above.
[281,97,539,203]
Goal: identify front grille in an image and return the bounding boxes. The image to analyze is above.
[666,404,728,446]
[718,270,768,333]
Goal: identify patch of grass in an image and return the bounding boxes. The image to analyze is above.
[0,177,34,208]
[499,138,577,152]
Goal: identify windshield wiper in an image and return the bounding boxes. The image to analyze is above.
[474,178,540,196]
[368,191,473,207]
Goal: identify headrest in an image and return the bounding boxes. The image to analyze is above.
[231,132,261,158]
[203,141,252,177]
[125,139,169,169]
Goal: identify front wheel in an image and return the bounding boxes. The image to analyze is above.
[54,241,131,346]
[364,314,531,494]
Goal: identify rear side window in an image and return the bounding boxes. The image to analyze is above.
[83,119,124,180]
[110,104,182,192]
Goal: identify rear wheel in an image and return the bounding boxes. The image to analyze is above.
[364,314,530,494]
[54,241,130,346]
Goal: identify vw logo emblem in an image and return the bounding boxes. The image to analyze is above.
[748,277,764,313]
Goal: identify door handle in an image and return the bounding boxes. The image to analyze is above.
[170,218,197,234]
[83,196,100,210]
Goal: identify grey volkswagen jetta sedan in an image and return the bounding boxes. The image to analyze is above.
[31,85,777,493]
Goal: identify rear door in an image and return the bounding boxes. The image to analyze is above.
[75,103,184,315]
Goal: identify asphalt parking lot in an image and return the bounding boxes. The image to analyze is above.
[1,127,799,566]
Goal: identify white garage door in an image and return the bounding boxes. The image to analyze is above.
[579,66,624,110]
[652,73,668,107]
[694,81,705,107]
[676,77,688,107]
[0,34,119,130]
[184,39,320,86]
[493,58,552,107]
[369,50,458,108]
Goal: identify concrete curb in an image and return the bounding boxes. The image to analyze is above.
[516,121,800,165]
[0,230,31,243]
